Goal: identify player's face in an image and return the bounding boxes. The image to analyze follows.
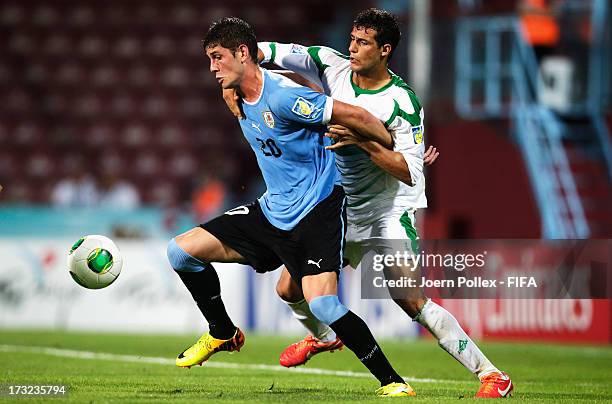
[348,27,386,74]
[206,45,244,89]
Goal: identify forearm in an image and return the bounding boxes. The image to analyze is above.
[330,102,393,148]
[356,111,393,148]
[358,141,412,185]
[270,70,323,92]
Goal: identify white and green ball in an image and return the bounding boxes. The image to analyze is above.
[67,235,123,289]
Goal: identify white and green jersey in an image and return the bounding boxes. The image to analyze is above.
[260,42,427,225]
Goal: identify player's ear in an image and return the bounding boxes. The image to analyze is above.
[238,44,249,63]
[381,44,392,58]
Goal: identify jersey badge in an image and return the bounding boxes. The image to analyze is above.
[291,97,315,118]
[262,111,275,128]
[412,125,424,144]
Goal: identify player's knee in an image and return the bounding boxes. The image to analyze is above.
[393,297,422,318]
[166,238,208,272]
[308,295,349,326]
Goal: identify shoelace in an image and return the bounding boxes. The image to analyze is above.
[284,335,315,354]
[478,375,500,395]
[194,334,214,351]
[375,383,404,395]
[295,336,314,350]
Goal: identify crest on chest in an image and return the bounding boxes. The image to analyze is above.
[262,111,275,128]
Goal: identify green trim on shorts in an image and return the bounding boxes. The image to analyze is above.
[399,211,420,253]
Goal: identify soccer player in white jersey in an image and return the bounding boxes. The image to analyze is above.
[229,8,512,399]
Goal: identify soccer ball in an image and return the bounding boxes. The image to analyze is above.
[67,235,123,289]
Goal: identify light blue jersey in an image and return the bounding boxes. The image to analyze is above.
[238,69,339,231]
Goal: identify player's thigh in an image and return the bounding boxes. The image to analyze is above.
[381,209,426,312]
[276,266,304,302]
[344,208,414,268]
[204,202,284,273]
[301,271,338,302]
[174,226,246,263]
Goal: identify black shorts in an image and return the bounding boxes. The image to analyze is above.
[201,186,347,283]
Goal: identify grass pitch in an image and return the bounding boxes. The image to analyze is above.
[1,330,611,403]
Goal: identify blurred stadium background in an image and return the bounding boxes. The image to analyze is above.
[1,0,611,346]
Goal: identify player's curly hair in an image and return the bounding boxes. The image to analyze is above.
[353,8,401,60]
[202,17,258,63]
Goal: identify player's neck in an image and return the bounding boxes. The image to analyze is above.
[351,65,391,91]
[238,66,263,103]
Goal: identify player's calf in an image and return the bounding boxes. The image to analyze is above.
[167,237,238,341]
[308,295,407,389]
[275,267,303,302]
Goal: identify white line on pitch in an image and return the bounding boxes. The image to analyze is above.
[0,344,463,384]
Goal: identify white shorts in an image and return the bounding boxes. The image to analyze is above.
[344,208,419,269]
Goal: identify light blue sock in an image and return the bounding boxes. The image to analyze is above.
[166,238,207,272]
[308,295,349,325]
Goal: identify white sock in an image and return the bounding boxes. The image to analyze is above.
[416,300,499,380]
[286,299,337,342]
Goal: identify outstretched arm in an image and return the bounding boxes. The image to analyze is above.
[258,42,331,87]
[326,126,438,186]
[270,70,323,93]
[329,101,393,149]
[359,140,412,184]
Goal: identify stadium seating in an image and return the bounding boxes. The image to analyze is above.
[0,0,339,205]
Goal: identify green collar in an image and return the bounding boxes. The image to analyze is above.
[350,71,395,96]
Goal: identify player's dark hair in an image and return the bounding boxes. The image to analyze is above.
[353,8,401,60]
[202,17,258,63]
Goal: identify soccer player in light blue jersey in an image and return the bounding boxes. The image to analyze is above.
[165,17,414,397]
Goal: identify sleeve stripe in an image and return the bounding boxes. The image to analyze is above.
[306,46,329,78]
[385,99,422,127]
[270,42,276,63]
[385,100,401,127]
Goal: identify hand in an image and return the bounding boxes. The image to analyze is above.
[325,134,361,150]
[424,145,439,166]
[324,124,359,142]
[222,88,244,119]
[325,125,364,150]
